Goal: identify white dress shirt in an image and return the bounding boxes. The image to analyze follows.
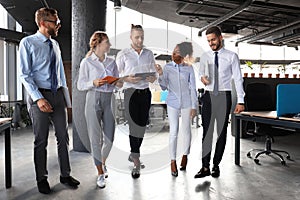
[199,47,245,103]
[77,53,119,92]
[116,46,156,89]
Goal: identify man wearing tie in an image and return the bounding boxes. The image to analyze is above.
[19,7,79,194]
[195,26,245,178]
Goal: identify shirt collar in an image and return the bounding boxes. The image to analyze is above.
[130,45,145,55]
[211,47,224,55]
[36,31,50,43]
[171,61,184,67]
[90,52,107,62]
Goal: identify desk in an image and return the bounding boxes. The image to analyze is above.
[235,111,300,165]
[0,118,12,188]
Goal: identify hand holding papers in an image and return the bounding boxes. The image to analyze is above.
[102,76,120,84]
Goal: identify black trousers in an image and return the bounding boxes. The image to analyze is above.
[124,88,151,158]
[201,91,232,168]
[28,88,71,182]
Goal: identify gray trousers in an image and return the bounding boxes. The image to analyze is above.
[28,89,70,182]
[85,91,115,166]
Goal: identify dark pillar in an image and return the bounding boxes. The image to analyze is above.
[72,0,107,151]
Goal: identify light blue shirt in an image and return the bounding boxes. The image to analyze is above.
[77,53,119,92]
[158,61,198,110]
[19,31,67,102]
[199,47,245,103]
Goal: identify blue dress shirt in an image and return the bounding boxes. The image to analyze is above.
[158,61,198,110]
[19,31,67,102]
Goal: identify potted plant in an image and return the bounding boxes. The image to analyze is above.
[244,61,255,77]
[276,66,281,78]
[291,65,298,78]
[278,65,288,78]
[258,62,268,78]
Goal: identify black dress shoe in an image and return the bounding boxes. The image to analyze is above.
[131,166,140,179]
[37,179,51,194]
[60,176,80,187]
[211,165,220,178]
[194,168,211,178]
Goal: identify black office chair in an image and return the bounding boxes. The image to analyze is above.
[245,82,291,165]
[193,88,204,128]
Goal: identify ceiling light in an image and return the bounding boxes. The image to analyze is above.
[114,0,122,11]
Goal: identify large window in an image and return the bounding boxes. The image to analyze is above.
[0,4,7,101]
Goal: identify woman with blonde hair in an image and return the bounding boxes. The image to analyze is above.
[77,31,122,188]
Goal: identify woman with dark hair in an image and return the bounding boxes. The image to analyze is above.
[156,42,198,177]
[77,31,122,188]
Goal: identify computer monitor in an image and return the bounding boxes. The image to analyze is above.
[276,84,300,117]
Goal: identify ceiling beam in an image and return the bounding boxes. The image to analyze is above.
[0,28,27,44]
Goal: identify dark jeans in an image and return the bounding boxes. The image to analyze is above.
[201,91,232,168]
[28,88,70,182]
[124,88,151,158]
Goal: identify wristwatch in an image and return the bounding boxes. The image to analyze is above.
[238,103,245,105]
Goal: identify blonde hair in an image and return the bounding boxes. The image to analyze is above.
[85,31,108,58]
[35,7,57,27]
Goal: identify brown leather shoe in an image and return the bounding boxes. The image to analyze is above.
[171,160,178,177]
[180,155,188,171]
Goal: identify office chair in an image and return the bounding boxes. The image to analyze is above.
[193,88,204,128]
[245,82,291,165]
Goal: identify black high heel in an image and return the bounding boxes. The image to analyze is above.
[180,155,188,171]
[171,161,178,177]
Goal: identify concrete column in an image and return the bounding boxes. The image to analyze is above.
[72,0,107,151]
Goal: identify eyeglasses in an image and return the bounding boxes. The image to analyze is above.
[45,19,61,26]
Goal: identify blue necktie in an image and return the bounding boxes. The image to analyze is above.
[213,52,219,96]
[47,39,58,93]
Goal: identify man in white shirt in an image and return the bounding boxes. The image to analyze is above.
[116,24,156,179]
[195,26,245,179]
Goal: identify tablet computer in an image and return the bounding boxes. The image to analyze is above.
[134,72,156,80]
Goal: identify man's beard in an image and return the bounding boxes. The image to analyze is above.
[211,42,220,51]
[48,28,57,37]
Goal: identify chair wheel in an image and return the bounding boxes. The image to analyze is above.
[286,155,291,160]
[247,152,251,158]
[254,158,259,164]
[281,161,286,166]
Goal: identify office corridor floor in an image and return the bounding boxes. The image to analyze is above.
[0,121,300,200]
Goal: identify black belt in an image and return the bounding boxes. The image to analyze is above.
[126,88,150,94]
[39,87,62,92]
[207,91,231,95]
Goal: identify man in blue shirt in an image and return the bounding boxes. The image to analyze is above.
[18,7,79,194]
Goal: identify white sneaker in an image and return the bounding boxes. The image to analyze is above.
[103,165,108,178]
[97,174,106,188]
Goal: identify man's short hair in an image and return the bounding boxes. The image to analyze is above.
[131,24,143,32]
[206,26,222,37]
[35,7,57,27]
